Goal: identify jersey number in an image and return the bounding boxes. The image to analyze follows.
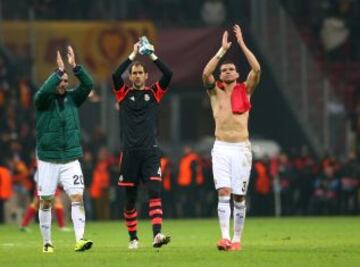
[242,181,247,192]
[73,175,84,185]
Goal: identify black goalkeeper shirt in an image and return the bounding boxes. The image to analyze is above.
[112,58,172,151]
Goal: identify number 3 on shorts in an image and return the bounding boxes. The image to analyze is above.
[242,181,247,193]
[73,175,84,185]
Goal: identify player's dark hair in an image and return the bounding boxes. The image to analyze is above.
[129,61,148,74]
[220,60,237,70]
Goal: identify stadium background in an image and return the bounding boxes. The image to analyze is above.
[0,0,360,224]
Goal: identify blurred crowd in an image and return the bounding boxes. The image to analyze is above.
[250,148,360,216]
[282,0,360,153]
[282,0,360,61]
[2,113,360,225]
[1,0,360,226]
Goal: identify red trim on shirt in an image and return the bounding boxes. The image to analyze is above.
[113,84,130,103]
[149,82,166,103]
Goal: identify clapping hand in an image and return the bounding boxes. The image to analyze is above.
[67,45,76,68]
[233,24,244,44]
[222,31,232,51]
[56,50,65,71]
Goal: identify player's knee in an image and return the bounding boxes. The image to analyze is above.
[218,187,231,197]
[69,194,83,203]
[233,195,245,203]
[40,196,54,209]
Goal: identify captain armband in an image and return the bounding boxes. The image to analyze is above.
[205,82,216,90]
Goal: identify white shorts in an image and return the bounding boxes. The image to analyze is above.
[37,159,84,197]
[211,140,252,195]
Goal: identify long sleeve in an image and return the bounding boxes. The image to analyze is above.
[153,58,173,89]
[112,58,132,90]
[34,71,62,110]
[69,65,95,107]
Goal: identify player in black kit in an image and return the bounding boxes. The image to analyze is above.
[112,40,172,249]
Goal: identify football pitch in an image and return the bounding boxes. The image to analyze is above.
[1,217,359,267]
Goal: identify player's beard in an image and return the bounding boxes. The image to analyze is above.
[223,79,236,85]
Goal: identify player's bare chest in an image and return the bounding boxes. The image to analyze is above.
[212,92,232,111]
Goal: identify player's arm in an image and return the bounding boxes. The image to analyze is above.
[67,46,94,106]
[147,53,172,102]
[150,54,173,90]
[233,24,261,95]
[202,31,232,91]
[34,51,64,110]
[112,42,139,90]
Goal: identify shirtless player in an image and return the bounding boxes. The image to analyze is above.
[202,24,261,251]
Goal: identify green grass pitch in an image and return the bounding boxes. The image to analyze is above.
[1,217,359,267]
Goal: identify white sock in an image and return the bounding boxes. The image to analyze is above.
[217,196,231,240]
[39,208,52,245]
[233,200,246,243]
[71,202,86,241]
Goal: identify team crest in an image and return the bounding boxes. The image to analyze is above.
[144,94,150,101]
[118,175,123,182]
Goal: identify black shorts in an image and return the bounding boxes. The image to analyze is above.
[118,149,162,187]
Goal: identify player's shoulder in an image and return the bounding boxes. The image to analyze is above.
[146,84,166,103]
[208,80,227,95]
[114,85,132,103]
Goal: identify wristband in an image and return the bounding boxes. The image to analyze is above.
[150,53,158,61]
[215,47,226,59]
[73,65,81,73]
[56,68,65,77]
[129,52,136,61]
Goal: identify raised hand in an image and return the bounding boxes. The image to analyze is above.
[133,41,140,55]
[57,50,65,71]
[67,45,76,68]
[138,36,155,56]
[222,31,232,51]
[233,24,244,44]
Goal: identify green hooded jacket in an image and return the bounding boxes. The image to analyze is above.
[34,65,94,162]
